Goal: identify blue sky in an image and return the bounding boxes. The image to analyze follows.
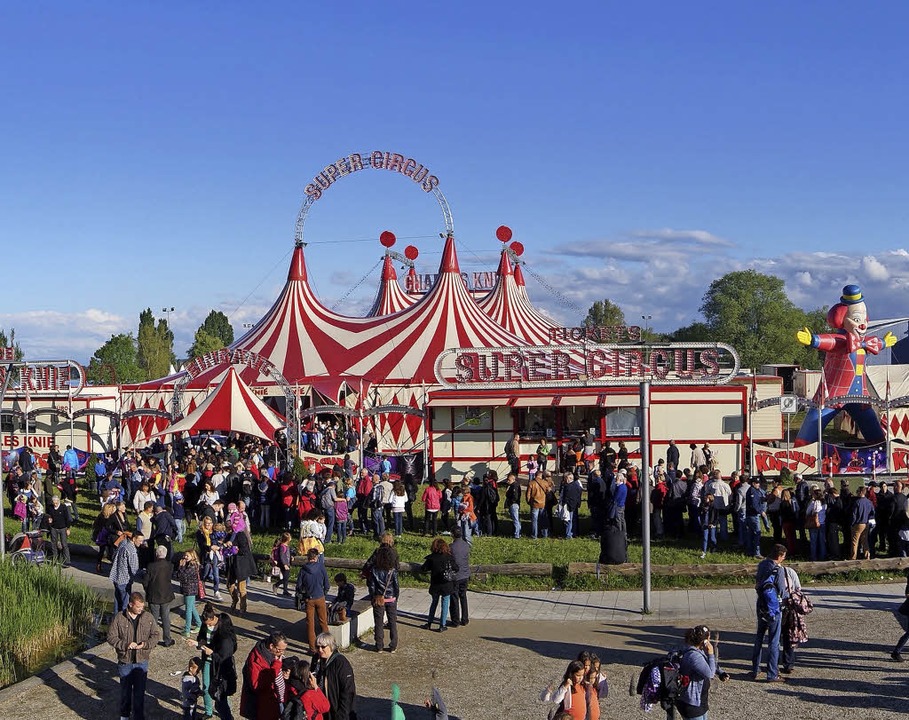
[3,2,909,362]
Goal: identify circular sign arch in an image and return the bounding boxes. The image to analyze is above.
[294,150,454,245]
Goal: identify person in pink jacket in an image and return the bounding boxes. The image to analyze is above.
[421,478,442,536]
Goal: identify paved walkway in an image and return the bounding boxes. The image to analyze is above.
[61,557,905,624]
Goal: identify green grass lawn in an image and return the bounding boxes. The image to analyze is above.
[38,480,905,593]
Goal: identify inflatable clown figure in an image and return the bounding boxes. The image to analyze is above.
[794,284,896,447]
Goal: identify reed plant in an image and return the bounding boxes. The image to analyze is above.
[0,560,99,687]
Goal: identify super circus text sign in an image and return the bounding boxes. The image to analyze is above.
[434,342,740,390]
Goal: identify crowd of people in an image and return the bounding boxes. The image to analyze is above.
[7,429,909,720]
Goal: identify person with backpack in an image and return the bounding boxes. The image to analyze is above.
[674,624,717,719]
[354,469,373,535]
[751,543,788,682]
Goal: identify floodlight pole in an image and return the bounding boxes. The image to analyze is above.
[640,380,652,614]
[0,363,13,559]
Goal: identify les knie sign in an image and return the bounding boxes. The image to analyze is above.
[434,343,740,389]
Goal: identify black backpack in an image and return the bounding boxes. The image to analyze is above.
[635,649,690,710]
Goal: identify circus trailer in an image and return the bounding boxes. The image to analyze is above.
[428,341,746,480]
[0,360,119,467]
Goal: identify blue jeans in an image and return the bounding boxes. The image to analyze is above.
[531,507,548,538]
[324,507,336,543]
[459,516,473,542]
[736,511,747,546]
[752,611,782,679]
[335,515,348,543]
[202,561,220,595]
[564,509,578,539]
[746,516,762,557]
[509,503,521,538]
[372,507,385,537]
[175,518,185,543]
[716,512,729,542]
[701,525,717,553]
[809,526,826,560]
[428,593,451,629]
[113,582,131,614]
[393,511,403,536]
[118,661,148,720]
[183,594,201,635]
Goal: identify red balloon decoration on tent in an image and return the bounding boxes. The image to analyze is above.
[509,241,524,256]
[380,231,397,248]
[404,245,419,260]
[495,225,513,242]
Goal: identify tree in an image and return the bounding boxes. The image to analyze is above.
[0,328,24,361]
[198,310,234,347]
[699,270,824,369]
[136,308,175,381]
[582,299,626,327]
[86,333,144,385]
[188,328,226,359]
[667,321,713,342]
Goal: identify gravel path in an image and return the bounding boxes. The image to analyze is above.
[0,565,906,719]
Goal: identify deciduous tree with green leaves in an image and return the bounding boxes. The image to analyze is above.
[137,308,175,381]
[199,310,234,346]
[86,333,144,384]
[188,328,226,359]
[0,328,24,361]
[583,299,626,327]
[698,270,824,370]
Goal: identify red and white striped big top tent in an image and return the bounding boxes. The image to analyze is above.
[367,254,416,317]
[152,366,285,443]
[122,234,545,450]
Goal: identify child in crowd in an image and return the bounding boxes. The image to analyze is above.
[329,573,355,624]
[173,493,186,543]
[181,656,202,720]
[211,523,228,569]
[527,456,539,483]
[177,550,203,637]
[334,488,350,543]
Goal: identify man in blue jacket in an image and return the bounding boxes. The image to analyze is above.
[751,543,788,683]
[849,485,874,560]
[745,476,767,558]
[297,548,330,653]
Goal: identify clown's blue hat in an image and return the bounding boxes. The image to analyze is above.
[840,284,863,305]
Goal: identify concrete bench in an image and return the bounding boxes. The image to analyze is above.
[326,597,375,649]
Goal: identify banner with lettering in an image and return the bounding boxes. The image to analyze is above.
[753,442,889,476]
[752,444,819,476]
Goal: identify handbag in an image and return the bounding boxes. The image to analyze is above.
[198,579,206,600]
[442,556,457,583]
[271,565,282,578]
[805,513,820,529]
[783,569,813,615]
[373,570,391,607]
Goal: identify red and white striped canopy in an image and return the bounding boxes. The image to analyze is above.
[367,254,416,316]
[478,249,559,345]
[156,367,285,442]
[130,235,530,391]
[343,235,527,382]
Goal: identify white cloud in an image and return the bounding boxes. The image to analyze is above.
[861,255,890,281]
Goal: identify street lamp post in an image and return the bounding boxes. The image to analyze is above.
[641,314,652,339]
[162,307,174,328]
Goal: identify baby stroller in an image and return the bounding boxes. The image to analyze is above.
[8,530,48,565]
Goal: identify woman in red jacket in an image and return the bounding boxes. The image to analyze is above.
[281,658,330,720]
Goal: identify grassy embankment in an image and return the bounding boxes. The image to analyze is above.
[0,560,99,687]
